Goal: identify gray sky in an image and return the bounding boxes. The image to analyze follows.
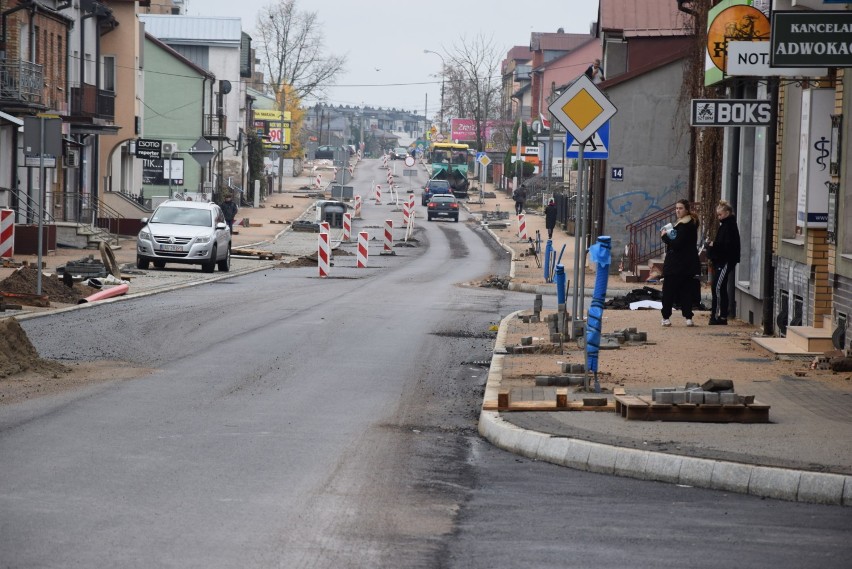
[186,0,600,118]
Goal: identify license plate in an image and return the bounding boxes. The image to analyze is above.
[159,244,184,252]
[437,212,449,216]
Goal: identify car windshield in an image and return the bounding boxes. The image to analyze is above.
[432,196,455,203]
[151,206,212,227]
[428,181,449,190]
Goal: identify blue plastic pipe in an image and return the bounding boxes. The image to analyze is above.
[555,263,566,305]
[543,239,553,281]
[585,236,612,393]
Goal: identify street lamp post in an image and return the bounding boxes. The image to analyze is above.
[423,49,445,134]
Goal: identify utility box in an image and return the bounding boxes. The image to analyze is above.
[314,200,347,228]
[330,185,354,200]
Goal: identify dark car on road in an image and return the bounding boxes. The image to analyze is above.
[314,145,342,160]
[421,179,452,206]
[426,195,459,222]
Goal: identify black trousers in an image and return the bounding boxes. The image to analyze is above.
[661,272,695,319]
[515,200,524,215]
[711,262,733,319]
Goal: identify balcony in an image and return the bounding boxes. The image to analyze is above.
[69,82,115,122]
[204,114,227,139]
[0,60,44,107]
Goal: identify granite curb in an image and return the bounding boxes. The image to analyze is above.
[478,309,852,507]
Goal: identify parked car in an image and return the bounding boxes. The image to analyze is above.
[136,200,231,273]
[421,179,452,206]
[426,195,460,222]
[314,145,340,160]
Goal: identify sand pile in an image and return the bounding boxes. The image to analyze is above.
[0,317,68,378]
[0,266,97,304]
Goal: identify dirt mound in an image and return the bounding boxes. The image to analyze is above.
[0,318,68,379]
[0,266,97,304]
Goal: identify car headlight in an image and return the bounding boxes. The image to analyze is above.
[139,230,151,241]
[195,235,212,244]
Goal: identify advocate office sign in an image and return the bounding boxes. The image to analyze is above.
[771,11,852,67]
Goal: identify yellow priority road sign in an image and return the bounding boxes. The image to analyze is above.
[548,74,617,144]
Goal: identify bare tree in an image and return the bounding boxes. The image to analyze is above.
[443,35,503,151]
[256,0,346,104]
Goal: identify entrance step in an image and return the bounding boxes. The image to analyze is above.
[786,325,835,353]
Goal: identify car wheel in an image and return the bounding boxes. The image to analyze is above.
[218,246,230,272]
[453,216,459,222]
[153,260,166,269]
[427,215,433,221]
[201,246,216,273]
[136,256,149,270]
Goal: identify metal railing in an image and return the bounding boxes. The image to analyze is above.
[204,114,227,138]
[7,185,56,225]
[47,192,123,246]
[69,82,115,120]
[0,59,44,105]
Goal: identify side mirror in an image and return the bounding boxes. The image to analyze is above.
[216,222,227,230]
[141,217,149,224]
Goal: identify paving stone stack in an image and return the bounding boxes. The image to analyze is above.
[650,379,755,405]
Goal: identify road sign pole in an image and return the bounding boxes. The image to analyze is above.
[571,144,585,341]
[37,117,44,296]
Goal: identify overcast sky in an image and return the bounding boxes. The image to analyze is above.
[185,0,600,118]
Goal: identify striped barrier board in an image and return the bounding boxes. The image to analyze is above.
[357,231,369,268]
[318,232,330,278]
[0,209,13,258]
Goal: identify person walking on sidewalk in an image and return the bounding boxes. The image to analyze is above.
[221,194,238,233]
[706,200,741,325]
[660,199,700,327]
[545,198,557,239]
[512,184,527,215]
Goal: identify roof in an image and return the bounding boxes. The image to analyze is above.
[506,45,533,61]
[599,0,692,37]
[139,14,242,47]
[531,32,595,52]
[145,33,215,79]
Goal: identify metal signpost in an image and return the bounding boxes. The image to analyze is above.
[477,153,492,204]
[23,115,62,296]
[548,74,617,340]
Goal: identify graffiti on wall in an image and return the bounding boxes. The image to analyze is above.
[606,176,686,224]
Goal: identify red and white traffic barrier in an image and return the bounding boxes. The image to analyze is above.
[402,200,410,227]
[518,213,527,240]
[320,221,330,234]
[318,232,330,278]
[315,173,322,189]
[383,219,394,252]
[357,231,369,268]
[343,213,352,241]
[0,209,14,258]
[354,194,362,218]
[375,184,382,204]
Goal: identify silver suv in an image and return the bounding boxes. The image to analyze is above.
[136,200,231,273]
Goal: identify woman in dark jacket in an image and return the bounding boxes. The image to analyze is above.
[544,198,557,239]
[706,200,741,325]
[660,199,700,327]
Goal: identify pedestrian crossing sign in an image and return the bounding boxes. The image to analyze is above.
[566,121,610,159]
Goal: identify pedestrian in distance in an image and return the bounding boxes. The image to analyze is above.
[660,198,700,327]
[513,184,527,215]
[706,200,741,325]
[221,193,238,233]
[545,198,557,240]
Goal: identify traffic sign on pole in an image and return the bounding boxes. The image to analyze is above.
[548,74,617,144]
[188,137,215,167]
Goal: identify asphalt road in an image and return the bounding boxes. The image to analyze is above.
[2,160,850,567]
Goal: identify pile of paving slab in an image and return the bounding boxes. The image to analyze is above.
[651,379,755,405]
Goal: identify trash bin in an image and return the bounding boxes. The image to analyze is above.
[321,201,346,228]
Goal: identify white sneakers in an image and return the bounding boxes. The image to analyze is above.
[662,318,694,327]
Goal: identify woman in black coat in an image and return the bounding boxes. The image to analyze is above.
[706,200,741,325]
[660,199,700,327]
[544,198,557,239]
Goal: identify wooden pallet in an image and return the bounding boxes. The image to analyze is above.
[230,248,281,260]
[483,388,616,412]
[614,395,770,423]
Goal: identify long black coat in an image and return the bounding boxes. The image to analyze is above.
[545,203,557,229]
[661,217,699,277]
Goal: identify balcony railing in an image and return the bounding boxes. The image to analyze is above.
[204,114,227,138]
[69,82,115,121]
[0,60,44,105]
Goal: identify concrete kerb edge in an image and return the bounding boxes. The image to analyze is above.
[479,309,852,507]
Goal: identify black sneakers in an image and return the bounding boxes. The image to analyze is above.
[709,317,728,325]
